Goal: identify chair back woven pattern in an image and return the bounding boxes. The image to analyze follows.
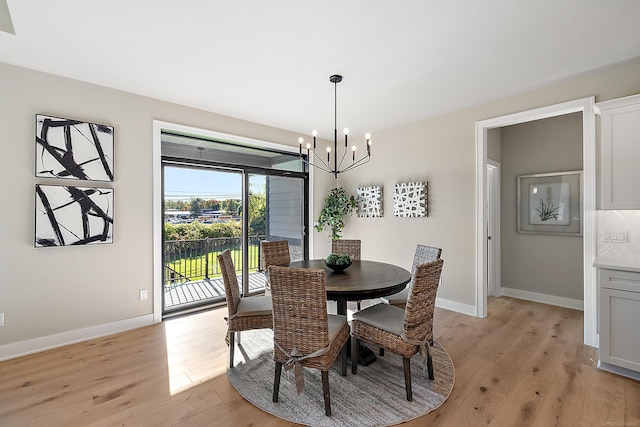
[261,240,291,270]
[404,258,444,346]
[331,239,361,260]
[269,265,343,370]
[407,245,442,288]
[217,249,241,315]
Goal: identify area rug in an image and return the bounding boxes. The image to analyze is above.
[227,329,455,427]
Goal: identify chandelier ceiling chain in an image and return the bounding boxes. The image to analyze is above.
[298,75,371,179]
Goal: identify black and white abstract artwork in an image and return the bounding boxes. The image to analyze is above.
[393,181,428,218]
[35,114,114,181]
[356,185,383,217]
[35,184,114,247]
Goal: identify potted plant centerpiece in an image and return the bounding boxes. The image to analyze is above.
[315,187,356,239]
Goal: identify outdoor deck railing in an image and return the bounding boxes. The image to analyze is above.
[163,235,265,287]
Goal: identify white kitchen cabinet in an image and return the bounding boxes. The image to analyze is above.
[597,94,640,209]
[598,267,640,379]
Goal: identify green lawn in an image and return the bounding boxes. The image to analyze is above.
[165,245,261,283]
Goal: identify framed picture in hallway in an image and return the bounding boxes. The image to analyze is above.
[517,170,582,236]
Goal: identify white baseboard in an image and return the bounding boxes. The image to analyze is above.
[0,295,493,362]
[436,296,476,317]
[500,287,584,311]
[0,314,156,362]
[598,360,640,381]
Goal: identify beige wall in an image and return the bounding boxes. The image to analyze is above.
[0,62,305,351]
[3,56,640,358]
[487,127,502,163]
[332,57,640,310]
[500,113,584,300]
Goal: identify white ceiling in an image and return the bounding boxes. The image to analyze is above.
[2,1,640,140]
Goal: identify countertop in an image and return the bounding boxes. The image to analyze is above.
[593,257,640,273]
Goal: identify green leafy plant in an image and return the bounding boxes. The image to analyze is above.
[315,187,356,239]
[325,253,352,266]
[535,186,559,222]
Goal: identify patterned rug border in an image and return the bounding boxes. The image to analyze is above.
[227,329,455,427]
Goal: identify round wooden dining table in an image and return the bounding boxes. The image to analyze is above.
[285,259,411,315]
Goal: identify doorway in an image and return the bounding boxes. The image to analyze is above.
[153,121,309,321]
[475,97,597,347]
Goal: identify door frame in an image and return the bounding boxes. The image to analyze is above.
[475,97,597,347]
[152,120,311,323]
[487,160,501,297]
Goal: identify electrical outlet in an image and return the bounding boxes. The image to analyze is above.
[0,313,4,326]
[139,289,148,301]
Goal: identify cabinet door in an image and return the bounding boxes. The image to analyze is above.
[599,286,640,371]
[598,94,640,209]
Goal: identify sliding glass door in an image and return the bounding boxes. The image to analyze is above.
[163,165,245,314]
[161,131,308,317]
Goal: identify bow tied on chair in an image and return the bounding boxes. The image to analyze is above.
[401,333,431,373]
[275,341,330,395]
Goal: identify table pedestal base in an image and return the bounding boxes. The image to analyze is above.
[354,345,377,366]
[337,300,378,366]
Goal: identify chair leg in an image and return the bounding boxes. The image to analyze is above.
[273,362,282,402]
[228,331,235,369]
[403,357,413,401]
[351,338,359,374]
[427,352,434,380]
[321,370,331,417]
[356,300,361,310]
[341,341,347,376]
[379,348,385,356]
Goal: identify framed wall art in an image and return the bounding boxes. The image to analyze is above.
[356,185,383,218]
[35,114,114,181]
[517,170,582,236]
[393,181,427,218]
[35,184,114,247]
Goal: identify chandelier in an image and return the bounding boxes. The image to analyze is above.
[298,75,371,178]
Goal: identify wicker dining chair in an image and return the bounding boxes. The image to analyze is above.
[351,258,444,401]
[381,244,442,310]
[268,265,349,417]
[217,249,273,369]
[331,239,363,309]
[260,240,291,294]
[331,239,361,261]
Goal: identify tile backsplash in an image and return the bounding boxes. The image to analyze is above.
[596,210,640,258]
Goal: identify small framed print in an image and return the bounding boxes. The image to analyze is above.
[517,170,582,236]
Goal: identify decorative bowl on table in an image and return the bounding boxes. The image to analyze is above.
[324,253,352,273]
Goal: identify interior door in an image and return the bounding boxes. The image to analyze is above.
[487,161,500,297]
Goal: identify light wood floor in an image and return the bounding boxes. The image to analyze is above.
[1,297,639,426]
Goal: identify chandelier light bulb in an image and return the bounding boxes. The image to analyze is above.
[343,128,349,135]
[365,133,371,140]
[312,130,318,137]
[298,137,304,144]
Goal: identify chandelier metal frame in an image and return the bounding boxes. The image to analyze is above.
[298,75,371,179]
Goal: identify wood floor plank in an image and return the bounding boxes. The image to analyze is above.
[1,296,639,426]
